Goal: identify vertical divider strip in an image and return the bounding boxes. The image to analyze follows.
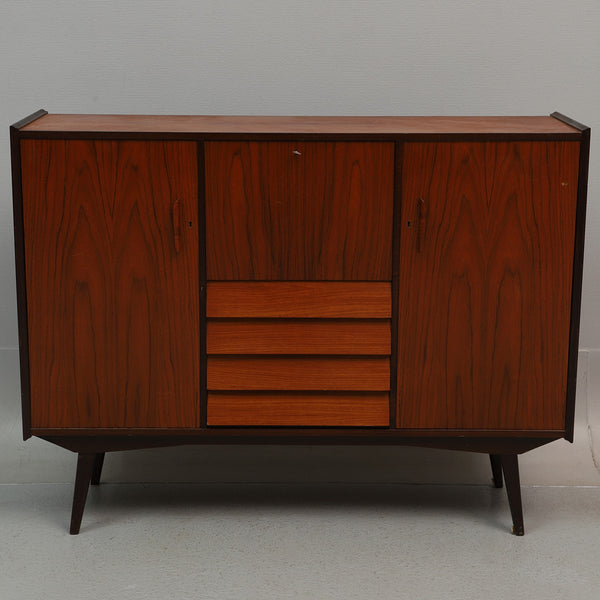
[197,140,208,428]
[390,140,403,429]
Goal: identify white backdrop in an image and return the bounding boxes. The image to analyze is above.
[1,1,599,484]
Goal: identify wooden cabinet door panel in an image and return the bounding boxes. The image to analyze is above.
[21,140,200,428]
[205,141,394,280]
[397,141,579,430]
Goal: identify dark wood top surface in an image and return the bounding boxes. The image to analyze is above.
[20,114,580,135]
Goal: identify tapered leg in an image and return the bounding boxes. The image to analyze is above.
[489,454,503,488]
[70,453,97,535]
[500,454,524,536]
[90,453,105,486]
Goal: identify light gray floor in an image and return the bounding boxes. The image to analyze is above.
[2,350,600,598]
[2,481,600,600]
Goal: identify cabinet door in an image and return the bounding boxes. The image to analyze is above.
[205,141,394,280]
[397,141,579,430]
[21,140,200,428]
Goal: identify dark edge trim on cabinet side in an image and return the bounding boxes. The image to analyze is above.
[550,112,589,134]
[11,109,48,131]
[563,124,590,442]
[10,111,47,439]
[198,141,208,428]
[40,434,560,455]
[10,128,32,439]
[390,141,403,428]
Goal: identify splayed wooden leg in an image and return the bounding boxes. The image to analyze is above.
[500,454,524,535]
[489,454,503,488]
[69,453,98,535]
[90,453,105,486]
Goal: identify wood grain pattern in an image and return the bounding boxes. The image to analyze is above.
[207,319,390,355]
[205,141,394,280]
[207,393,389,426]
[21,139,200,428]
[208,357,390,391]
[21,114,580,136]
[397,141,579,430]
[207,282,391,318]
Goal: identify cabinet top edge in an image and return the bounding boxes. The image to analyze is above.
[17,113,584,136]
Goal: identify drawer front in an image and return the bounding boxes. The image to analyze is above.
[206,282,392,427]
[207,319,391,355]
[205,141,394,280]
[207,282,391,318]
[207,357,390,391]
[207,393,389,426]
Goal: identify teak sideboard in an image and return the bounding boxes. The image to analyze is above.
[10,111,590,534]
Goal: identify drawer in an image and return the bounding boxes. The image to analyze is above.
[207,357,390,391]
[207,319,391,355]
[207,282,391,318]
[207,392,390,426]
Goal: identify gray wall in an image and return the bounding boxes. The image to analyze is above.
[1,1,599,484]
